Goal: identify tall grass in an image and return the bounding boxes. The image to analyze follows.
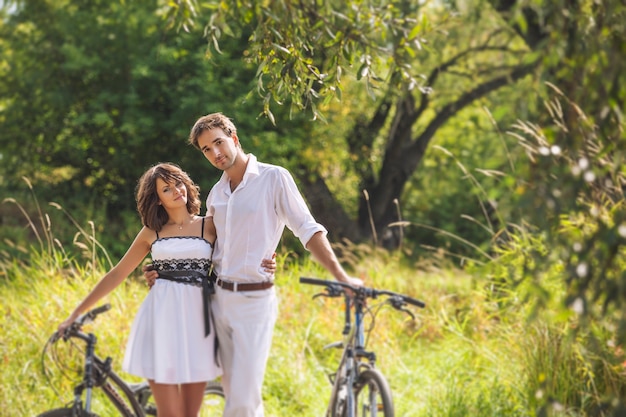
[2,193,625,416]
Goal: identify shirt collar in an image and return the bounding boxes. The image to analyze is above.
[239,153,259,188]
[216,153,259,190]
[244,154,260,179]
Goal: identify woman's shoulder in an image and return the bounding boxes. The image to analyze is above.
[137,225,156,238]
[131,226,158,250]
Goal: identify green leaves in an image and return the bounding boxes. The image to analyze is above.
[169,0,431,119]
[0,0,229,214]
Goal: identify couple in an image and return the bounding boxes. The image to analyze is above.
[58,112,362,417]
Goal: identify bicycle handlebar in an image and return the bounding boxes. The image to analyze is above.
[77,303,112,325]
[299,277,425,308]
[54,303,112,342]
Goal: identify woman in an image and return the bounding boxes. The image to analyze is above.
[57,162,276,417]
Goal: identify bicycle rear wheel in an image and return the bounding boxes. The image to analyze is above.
[353,369,394,417]
[200,381,226,416]
[142,380,225,416]
[36,408,98,417]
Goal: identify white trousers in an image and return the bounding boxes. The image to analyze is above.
[213,286,278,417]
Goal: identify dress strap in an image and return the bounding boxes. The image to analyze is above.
[201,217,205,239]
[155,230,159,239]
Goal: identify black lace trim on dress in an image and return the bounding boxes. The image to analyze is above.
[153,258,212,287]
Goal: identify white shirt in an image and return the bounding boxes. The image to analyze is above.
[206,154,327,283]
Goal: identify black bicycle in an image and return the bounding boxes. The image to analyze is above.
[300,277,425,417]
[37,303,225,417]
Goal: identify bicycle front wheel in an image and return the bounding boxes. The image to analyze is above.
[36,408,99,417]
[353,369,394,417]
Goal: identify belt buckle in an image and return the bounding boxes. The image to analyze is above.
[233,281,238,292]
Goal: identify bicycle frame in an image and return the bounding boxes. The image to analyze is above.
[326,293,376,417]
[300,276,424,417]
[39,303,227,417]
[38,304,146,417]
[70,329,146,416]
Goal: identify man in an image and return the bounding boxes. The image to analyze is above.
[148,112,362,417]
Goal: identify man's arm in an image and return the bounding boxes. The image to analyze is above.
[305,231,363,286]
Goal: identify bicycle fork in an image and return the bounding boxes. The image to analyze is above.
[325,329,359,416]
[325,346,350,417]
[73,333,98,414]
[344,350,356,416]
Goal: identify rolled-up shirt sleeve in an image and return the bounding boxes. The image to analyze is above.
[274,167,327,248]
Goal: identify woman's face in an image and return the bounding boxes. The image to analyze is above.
[155,177,188,210]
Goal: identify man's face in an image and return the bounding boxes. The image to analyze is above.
[197,128,239,171]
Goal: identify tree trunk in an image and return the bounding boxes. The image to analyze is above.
[298,165,364,243]
[361,63,538,248]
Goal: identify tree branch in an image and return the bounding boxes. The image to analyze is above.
[411,61,539,156]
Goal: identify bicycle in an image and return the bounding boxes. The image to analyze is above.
[299,277,425,417]
[37,303,225,417]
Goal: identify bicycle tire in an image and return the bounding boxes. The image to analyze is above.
[353,368,394,417]
[36,408,99,417]
[143,380,225,416]
[327,364,350,417]
[204,380,225,398]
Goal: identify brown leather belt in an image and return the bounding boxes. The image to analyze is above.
[216,278,274,292]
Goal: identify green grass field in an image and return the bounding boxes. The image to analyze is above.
[3,244,624,417]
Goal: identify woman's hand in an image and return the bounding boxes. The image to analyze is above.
[262,253,277,276]
[57,313,79,337]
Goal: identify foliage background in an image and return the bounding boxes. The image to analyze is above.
[1,0,626,414]
[0,0,544,259]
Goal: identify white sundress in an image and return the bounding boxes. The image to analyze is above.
[122,235,221,384]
